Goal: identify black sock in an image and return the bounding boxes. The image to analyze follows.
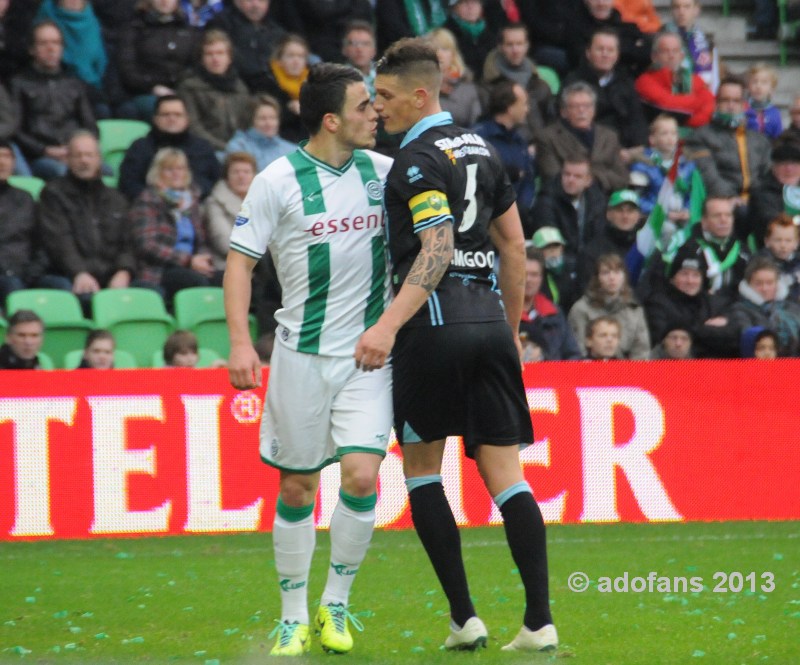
[499,491,553,630]
[409,483,475,627]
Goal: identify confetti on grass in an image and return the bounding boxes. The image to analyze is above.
[122,636,145,644]
[692,650,706,657]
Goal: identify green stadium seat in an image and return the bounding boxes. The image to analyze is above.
[5,289,93,369]
[8,175,46,201]
[174,287,230,359]
[0,316,6,338]
[63,348,138,369]
[536,65,560,95]
[92,288,175,368]
[151,346,222,368]
[37,351,55,370]
[97,119,150,187]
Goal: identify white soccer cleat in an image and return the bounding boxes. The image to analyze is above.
[501,623,558,652]
[444,616,488,650]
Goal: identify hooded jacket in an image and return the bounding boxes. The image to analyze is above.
[728,277,800,356]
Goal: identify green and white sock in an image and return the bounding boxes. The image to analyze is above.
[273,498,315,624]
[320,491,376,607]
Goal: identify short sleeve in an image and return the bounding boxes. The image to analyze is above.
[391,147,455,234]
[228,173,282,260]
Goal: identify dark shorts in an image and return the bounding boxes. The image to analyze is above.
[392,321,534,458]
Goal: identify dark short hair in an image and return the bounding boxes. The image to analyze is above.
[163,330,198,364]
[31,19,63,44]
[376,37,441,85]
[253,93,282,121]
[563,155,592,170]
[701,196,732,216]
[343,19,375,44]
[586,315,621,338]
[0,139,14,154]
[744,255,780,282]
[589,27,620,46]
[717,76,745,96]
[154,94,186,115]
[499,22,528,44]
[8,310,44,331]
[274,33,309,61]
[487,78,520,116]
[84,329,115,349]
[299,62,365,135]
[525,246,546,264]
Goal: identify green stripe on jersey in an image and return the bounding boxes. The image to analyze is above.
[353,151,382,206]
[298,243,331,354]
[288,151,326,216]
[365,236,385,328]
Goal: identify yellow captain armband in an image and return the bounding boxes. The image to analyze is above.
[408,190,451,226]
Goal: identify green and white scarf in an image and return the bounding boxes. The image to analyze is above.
[404,0,447,36]
[697,236,741,293]
[783,185,800,217]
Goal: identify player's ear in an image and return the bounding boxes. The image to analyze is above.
[322,112,341,133]
[413,87,429,109]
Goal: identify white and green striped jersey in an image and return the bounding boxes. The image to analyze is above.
[230,146,393,357]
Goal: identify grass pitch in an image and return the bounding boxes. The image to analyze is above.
[1,521,798,664]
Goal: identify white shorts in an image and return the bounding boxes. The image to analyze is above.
[260,342,393,472]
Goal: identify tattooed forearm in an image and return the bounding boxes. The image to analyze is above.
[406,223,454,294]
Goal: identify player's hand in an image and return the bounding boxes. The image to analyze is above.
[354,322,395,371]
[73,271,100,294]
[227,343,262,389]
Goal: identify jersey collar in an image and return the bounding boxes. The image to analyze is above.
[297,140,354,176]
[400,112,453,148]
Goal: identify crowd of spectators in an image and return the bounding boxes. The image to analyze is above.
[2,0,800,365]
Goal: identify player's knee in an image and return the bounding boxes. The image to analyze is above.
[279,475,318,507]
[340,467,378,497]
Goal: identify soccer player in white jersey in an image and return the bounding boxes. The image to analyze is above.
[224,63,393,657]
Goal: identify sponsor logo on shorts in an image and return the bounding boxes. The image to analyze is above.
[280,326,290,342]
[271,437,279,458]
[234,215,249,227]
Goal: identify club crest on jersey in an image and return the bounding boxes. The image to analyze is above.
[234,201,251,226]
[365,179,383,200]
[428,193,443,210]
[406,165,423,183]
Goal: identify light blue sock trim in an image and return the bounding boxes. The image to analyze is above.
[493,481,532,508]
[405,474,443,493]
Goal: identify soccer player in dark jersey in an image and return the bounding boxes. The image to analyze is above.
[354,38,558,653]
